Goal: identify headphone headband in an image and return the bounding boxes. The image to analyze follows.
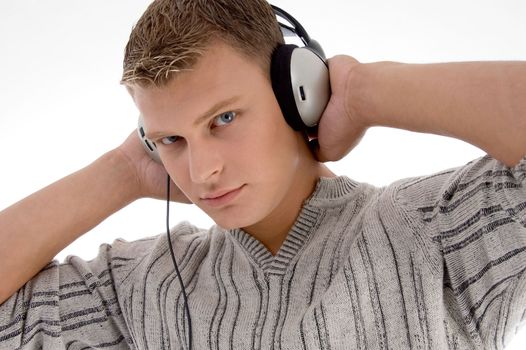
[271,5,311,45]
[271,4,326,60]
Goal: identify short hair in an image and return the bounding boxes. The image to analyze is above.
[121,0,284,88]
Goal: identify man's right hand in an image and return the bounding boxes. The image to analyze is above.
[116,130,191,204]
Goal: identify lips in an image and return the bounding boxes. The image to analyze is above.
[201,187,241,200]
[200,185,245,207]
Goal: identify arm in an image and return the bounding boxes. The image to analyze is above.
[0,130,188,305]
[315,58,526,167]
[0,150,138,304]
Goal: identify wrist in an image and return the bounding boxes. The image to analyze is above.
[346,61,372,128]
[347,61,400,129]
[97,149,143,203]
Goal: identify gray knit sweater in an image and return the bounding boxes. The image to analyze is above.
[1,154,526,349]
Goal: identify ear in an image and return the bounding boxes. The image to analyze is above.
[270,44,331,131]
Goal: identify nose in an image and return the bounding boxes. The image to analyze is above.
[187,140,223,184]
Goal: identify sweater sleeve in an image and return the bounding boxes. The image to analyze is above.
[0,239,139,349]
[397,154,526,349]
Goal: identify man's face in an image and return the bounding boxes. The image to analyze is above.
[131,41,314,230]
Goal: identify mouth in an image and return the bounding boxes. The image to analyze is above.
[200,185,245,207]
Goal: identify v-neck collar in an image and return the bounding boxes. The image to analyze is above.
[228,176,359,275]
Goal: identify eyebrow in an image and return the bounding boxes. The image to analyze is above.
[146,95,242,140]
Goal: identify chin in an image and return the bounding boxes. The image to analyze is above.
[208,208,264,231]
[210,216,250,230]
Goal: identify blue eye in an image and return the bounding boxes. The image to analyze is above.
[161,135,180,145]
[213,111,236,126]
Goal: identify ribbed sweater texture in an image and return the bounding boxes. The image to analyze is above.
[1,154,526,349]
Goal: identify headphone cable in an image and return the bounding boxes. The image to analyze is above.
[166,174,192,349]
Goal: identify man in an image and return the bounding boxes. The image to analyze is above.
[1,0,525,349]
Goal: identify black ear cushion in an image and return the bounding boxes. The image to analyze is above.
[270,44,304,131]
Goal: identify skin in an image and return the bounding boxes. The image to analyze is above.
[128,40,335,255]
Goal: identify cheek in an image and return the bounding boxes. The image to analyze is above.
[237,115,290,159]
[236,118,300,177]
[162,157,195,199]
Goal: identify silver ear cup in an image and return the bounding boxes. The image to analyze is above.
[137,115,162,163]
[289,47,330,127]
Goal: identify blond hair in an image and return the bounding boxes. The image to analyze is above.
[121,0,284,88]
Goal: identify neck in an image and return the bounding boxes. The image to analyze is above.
[243,161,335,255]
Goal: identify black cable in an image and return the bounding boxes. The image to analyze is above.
[166,174,192,349]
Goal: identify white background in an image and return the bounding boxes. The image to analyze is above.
[0,0,525,347]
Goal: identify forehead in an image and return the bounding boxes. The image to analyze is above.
[128,41,271,131]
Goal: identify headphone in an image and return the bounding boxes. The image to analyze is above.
[270,5,330,131]
[137,4,330,163]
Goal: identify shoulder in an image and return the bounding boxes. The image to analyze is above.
[377,154,526,271]
[102,221,209,260]
[391,154,526,222]
[95,221,219,289]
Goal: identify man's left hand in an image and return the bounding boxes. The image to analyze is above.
[312,55,368,162]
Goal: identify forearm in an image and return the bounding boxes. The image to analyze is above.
[349,61,526,166]
[0,150,140,304]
